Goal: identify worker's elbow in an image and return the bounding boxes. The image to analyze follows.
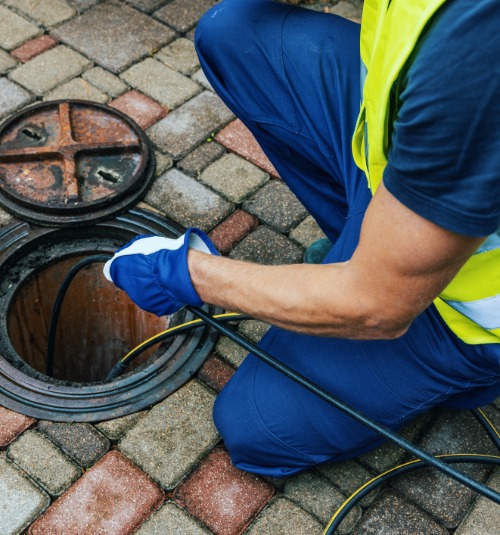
[378,320,411,340]
[361,308,413,340]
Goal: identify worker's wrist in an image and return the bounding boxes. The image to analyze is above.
[187,248,215,302]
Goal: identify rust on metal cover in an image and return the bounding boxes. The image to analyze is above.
[0,100,155,226]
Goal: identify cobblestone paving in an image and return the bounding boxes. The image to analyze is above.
[0,0,498,534]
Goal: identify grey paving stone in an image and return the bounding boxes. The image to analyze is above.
[7,430,81,497]
[135,500,211,534]
[191,67,214,92]
[145,167,234,232]
[0,77,34,120]
[238,320,271,344]
[422,409,498,456]
[246,496,323,534]
[359,411,432,472]
[0,6,42,51]
[185,27,196,41]
[328,0,363,23]
[391,410,497,528]
[243,180,308,233]
[126,0,170,13]
[95,412,147,442]
[146,91,234,160]
[200,153,270,203]
[52,0,176,73]
[284,471,361,534]
[82,66,128,97]
[215,336,248,368]
[155,37,200,75]
[67,0,100,10]
[5,0,76,27]
[154,150,174,177]
[0,454,50,535]
[455,468,500,535]
[118,380,219,490]
[178,141,226,177]
[289,215,327,249]
[37,421,110,468]
[154,0,216,33]
[351,490,448,535]
[9,45,91,95]
[121,57,201,110]
[318,459,379,508]
[0,49,18,75]
[229,225,304,265]
[43,77,108,103]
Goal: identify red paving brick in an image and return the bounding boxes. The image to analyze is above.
[110,90,168,129]
[28,450,164,535]
[174,446,274,535]
[215,119,280,178]
[0,406,35,448]
[198,355,235,392]
[11,35,58,63]
[209,210,259,254]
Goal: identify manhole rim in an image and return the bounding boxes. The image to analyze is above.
[0,209,220,422]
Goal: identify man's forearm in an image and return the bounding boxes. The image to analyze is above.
[187,184,484,340]
[188,249,409,339]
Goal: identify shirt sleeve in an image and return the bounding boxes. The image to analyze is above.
[383,0,500,238]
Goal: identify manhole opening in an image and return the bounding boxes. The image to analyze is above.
[0,213,219,421]
[8,255,170,384]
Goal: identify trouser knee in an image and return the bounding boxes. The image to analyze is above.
[213,377,326,477]
[196,0,257,62]
[212,382,286,475]
[212,387,249,461]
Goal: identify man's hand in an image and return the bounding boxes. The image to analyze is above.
[103,228,218,316]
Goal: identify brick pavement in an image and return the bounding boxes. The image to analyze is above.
[0,0,498,533]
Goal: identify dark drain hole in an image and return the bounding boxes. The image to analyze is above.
[21,128,42,140]
[97,168,120,183]
[7,256,169,384]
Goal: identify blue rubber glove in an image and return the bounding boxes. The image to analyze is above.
[103,228,218,316]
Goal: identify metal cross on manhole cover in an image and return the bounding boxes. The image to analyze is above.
[0,100,155,227]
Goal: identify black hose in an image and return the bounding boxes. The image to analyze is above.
[471,407,500,451]
[323,454,500,534]
[186,305,500,506]
[46,254,112,377]
[105,313,249,380]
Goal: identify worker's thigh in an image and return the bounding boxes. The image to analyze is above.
[215,314,500,478]
[213,208,500,477]
[195,0,368,241]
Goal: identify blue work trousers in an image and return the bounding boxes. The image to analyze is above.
[195,0,500,477]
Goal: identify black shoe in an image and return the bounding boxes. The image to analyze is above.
[303,238,332,264]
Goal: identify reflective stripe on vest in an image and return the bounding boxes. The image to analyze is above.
[443,294,500,331]
[436,229,500,342]
[353,0,500,344]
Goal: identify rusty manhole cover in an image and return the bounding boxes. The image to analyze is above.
[0,100,155,226]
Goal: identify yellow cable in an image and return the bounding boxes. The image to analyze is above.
[120,312,244,364]
[477,407,500,439]
[122,312,500,533]
[322,453,500,534]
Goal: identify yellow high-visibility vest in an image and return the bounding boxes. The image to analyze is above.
[352,0,500,344]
